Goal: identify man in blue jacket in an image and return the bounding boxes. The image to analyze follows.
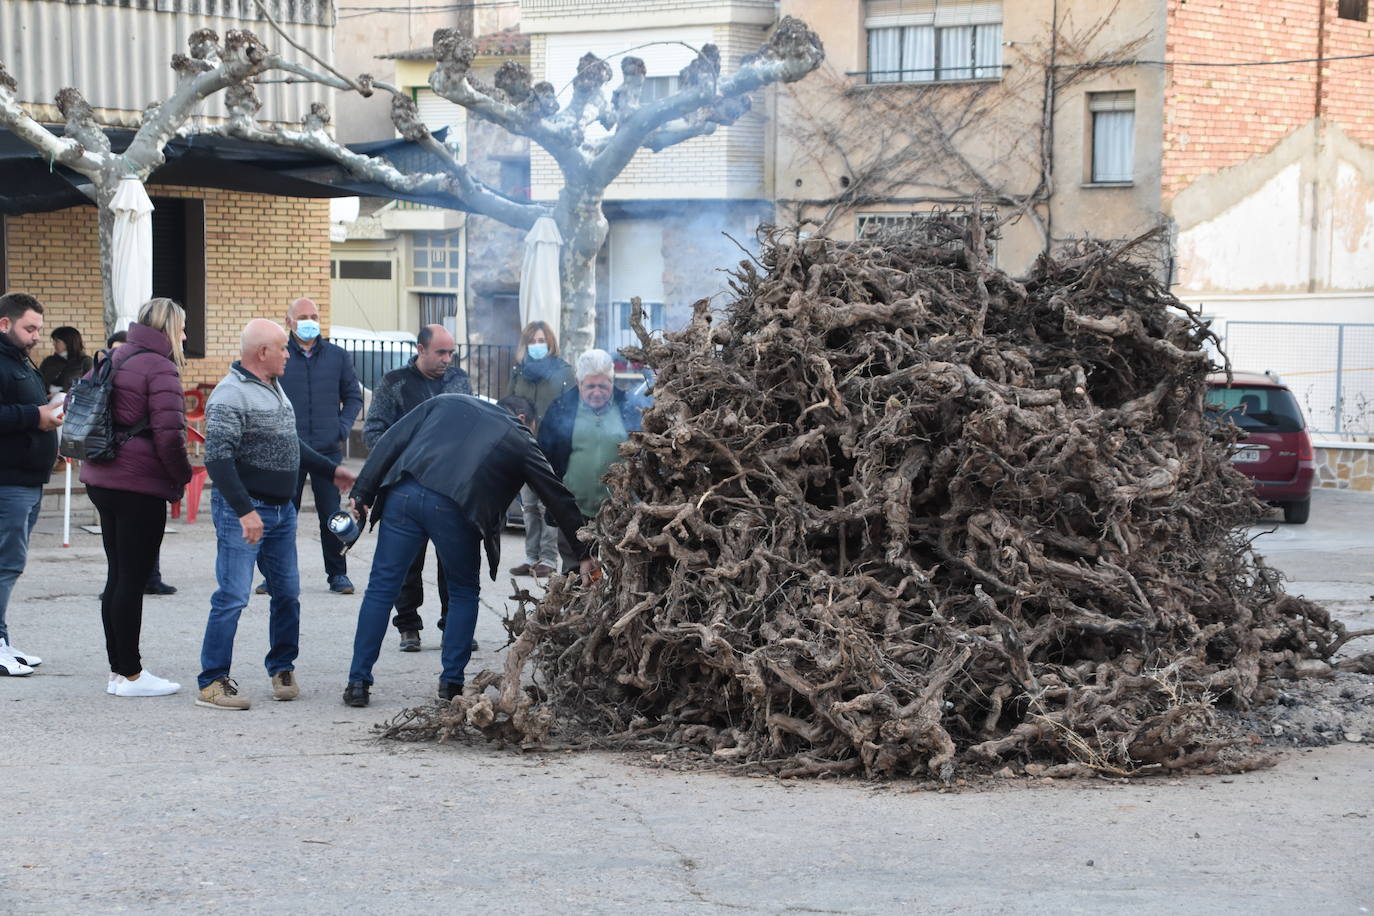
[270,297,363,594]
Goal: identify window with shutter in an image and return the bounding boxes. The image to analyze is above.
[865,0,1001,84]
[1339,0,1368,21]
[1088,92,1135,184]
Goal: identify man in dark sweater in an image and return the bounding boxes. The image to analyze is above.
[361,323,470,652]
[342,394,593,707]
[271,297,362,595]
[196,319,355,710]
[0,293,62,676]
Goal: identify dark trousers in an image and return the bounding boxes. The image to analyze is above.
[87,485,167,677]
[293,447,345,578]
[392,542,448,633]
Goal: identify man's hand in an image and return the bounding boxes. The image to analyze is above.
[36,403,64,431]
[239,510,264,545]
[333,465,357,492]
[579,557,600,585]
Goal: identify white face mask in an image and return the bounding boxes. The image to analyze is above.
[295,319,321,341]
[526,343,549,361]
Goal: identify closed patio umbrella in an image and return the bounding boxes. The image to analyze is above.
[109,176,154,332]
[520,216,563,332]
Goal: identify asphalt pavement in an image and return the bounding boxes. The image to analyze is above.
[2,481,1371,914]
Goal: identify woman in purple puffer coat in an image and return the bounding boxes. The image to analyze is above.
[79,298,193,698]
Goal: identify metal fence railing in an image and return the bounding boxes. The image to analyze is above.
[1219,321,1374,437]
[333,337,516,424]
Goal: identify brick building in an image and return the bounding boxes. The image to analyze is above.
[777,0,1374,450]
[777,0,1374,299]
[0,0,336,388]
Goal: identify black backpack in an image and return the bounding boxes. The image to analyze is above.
[59,347,149,462]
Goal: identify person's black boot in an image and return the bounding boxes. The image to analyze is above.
[144,580,177,596]
[342,681,370,707]
[437,681,463,702]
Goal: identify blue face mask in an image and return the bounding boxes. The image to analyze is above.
[295,319,321,341]
[526,343,549,361]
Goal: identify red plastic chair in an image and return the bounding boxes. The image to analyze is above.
[184,388,206,421]
[172,425,209,522]
[184,389,207,459]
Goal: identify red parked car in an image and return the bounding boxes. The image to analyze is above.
[1205,371,1316,524]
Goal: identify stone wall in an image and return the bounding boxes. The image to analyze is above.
[1314,444,1374,491]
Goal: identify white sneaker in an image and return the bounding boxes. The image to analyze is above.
[113,671,181,697]
[0,638,41,668]
[0,653,33,677]
[107,674,120,695]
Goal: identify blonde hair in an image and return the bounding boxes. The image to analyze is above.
[138,297,187,367]
[516,321,559,363]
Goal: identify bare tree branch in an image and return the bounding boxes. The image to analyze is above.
[0,62,105,180]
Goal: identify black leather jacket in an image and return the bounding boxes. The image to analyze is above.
[351,394,589,578]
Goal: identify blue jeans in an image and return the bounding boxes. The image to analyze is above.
[0,485,43,643]
[348,478,481,687]
[199,491,301,689]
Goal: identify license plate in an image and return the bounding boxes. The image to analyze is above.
[1232,448,1262,463]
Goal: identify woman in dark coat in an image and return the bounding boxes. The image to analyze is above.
[507,321,574,576]
[39,326,93,393]
[79,298,193,698]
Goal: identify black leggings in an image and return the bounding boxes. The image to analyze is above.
[87,485,167,677]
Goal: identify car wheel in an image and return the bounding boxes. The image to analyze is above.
[1283,498,1310,525]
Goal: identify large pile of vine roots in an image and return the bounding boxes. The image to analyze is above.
[384,222,1370,780]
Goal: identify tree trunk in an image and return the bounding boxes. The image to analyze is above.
[554,188,609,360]
[97,191,118,338]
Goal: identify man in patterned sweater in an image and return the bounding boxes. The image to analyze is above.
[195,319,356,710]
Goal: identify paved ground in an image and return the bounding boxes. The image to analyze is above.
[3,480,1372,914]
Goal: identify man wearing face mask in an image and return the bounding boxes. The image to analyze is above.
[268,297,363,595]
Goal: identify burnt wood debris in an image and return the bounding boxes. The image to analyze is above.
[384,217,1373,780]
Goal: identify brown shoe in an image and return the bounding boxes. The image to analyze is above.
[508,563,533,576]
[271,670,299,701]
[532,563,557,577]
[195,677,251,710]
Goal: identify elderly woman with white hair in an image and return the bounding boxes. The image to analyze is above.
[536,348,643,571]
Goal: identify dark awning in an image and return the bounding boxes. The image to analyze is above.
[0,126,477,215]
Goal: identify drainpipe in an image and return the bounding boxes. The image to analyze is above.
[1309,0,1327,293]
[1315,0,1326,122]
